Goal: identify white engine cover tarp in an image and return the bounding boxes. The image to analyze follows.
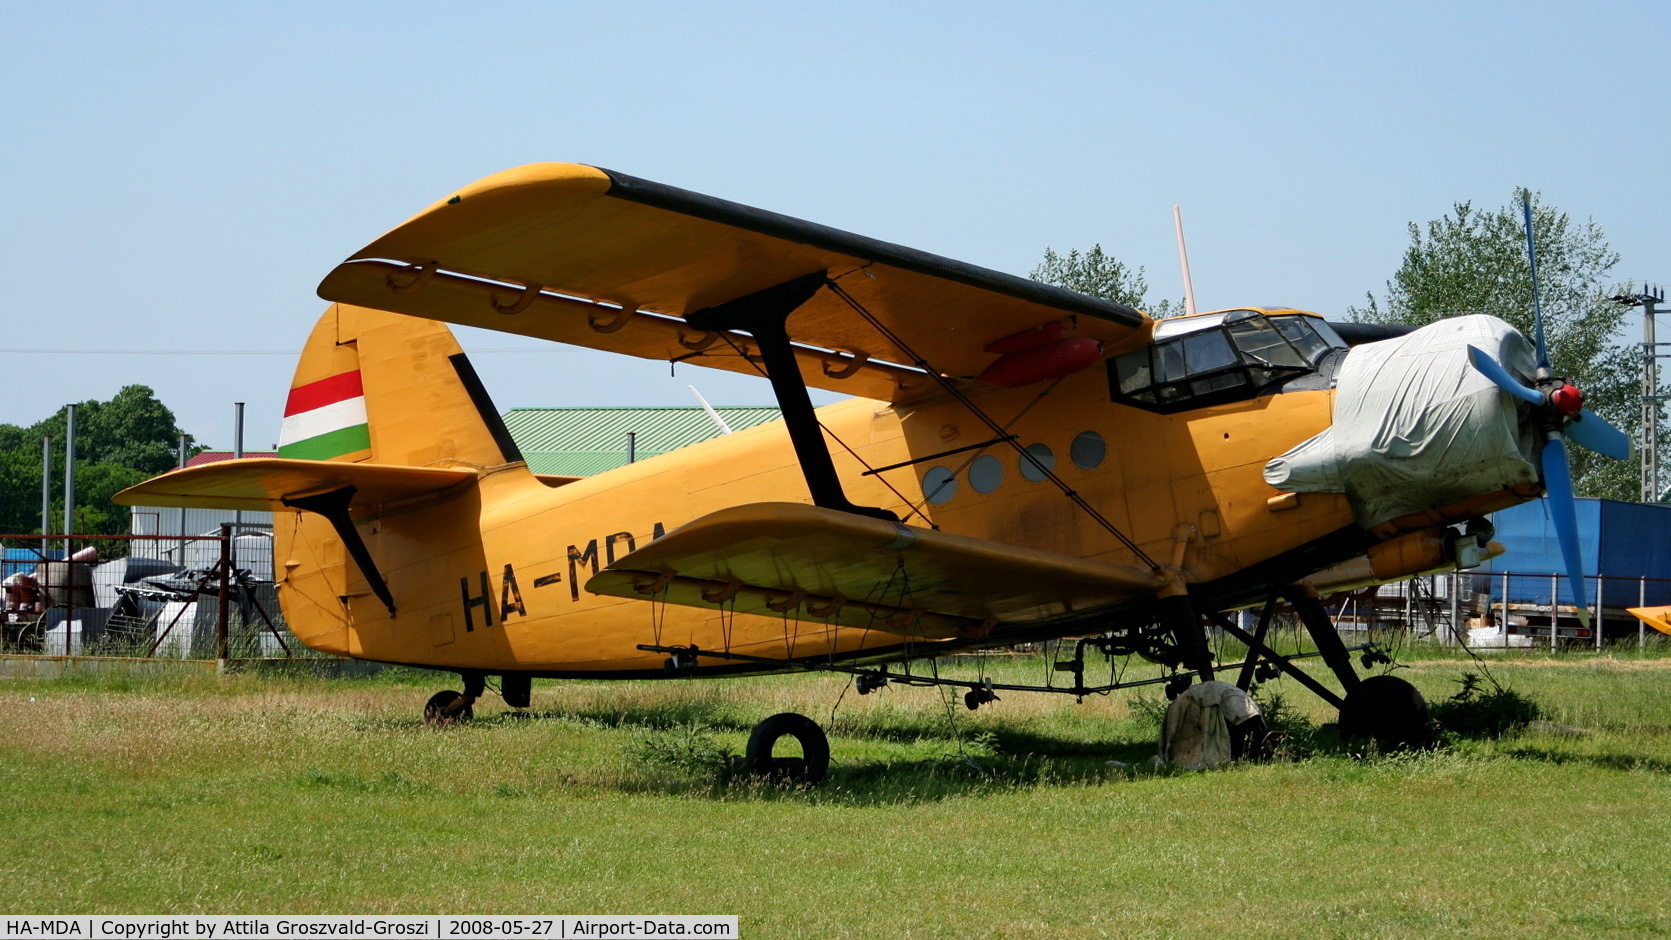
[1263,315,1539,528]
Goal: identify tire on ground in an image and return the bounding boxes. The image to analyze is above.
[745,712,830,784]
[424,689,474,725]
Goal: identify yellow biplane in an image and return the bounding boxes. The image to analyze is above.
[117,167,1629,779]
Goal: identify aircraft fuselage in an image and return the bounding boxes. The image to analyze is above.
[277,344,1361,675]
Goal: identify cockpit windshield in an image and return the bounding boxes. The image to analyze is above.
[1109,310,1346,412]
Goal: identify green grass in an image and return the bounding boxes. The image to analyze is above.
[3,647,1671,937]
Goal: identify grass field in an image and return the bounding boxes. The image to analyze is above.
[4,645,1671,938]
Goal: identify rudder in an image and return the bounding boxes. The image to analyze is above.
[278,304,522,469]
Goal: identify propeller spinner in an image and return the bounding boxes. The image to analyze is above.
[1464,194,1631,631]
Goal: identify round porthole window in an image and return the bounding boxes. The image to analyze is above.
[1019,443,1055,482]
[923,465,957,504]
[1070,431,1106,470]
[969,454,1004,494]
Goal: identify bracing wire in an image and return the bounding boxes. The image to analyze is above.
[823,279,1160,570]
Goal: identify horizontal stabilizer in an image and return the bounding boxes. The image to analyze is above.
[1627,606,1671,637]
[114,458,476,513]
[586,502,1160,639]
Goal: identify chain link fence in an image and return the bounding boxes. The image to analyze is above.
[9,529,1670,663]
[1,527,331,662]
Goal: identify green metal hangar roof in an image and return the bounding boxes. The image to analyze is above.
[502,406,781,477]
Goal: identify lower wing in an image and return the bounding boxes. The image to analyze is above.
[586,502,1161,639]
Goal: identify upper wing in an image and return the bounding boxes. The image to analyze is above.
[317,164,1150,403]
[113,458,476,513]
[585,502,1161,639]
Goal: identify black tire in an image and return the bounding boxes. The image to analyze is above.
[1339,675,1430,749]
[423,690,473,726]
[745,712,830,784]
[1229,714,1269,761]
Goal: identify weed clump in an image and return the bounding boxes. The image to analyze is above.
[1250,690,1329,758]
[1126,694,1169,729]
[625,722,735,778]
[1429,672,1541,738]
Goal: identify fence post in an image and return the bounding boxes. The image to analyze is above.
[216,523,231,673]
[1550,574,1559,652]
[1502,571,1511,650]
[62,407,76,657]
[65,556,74,658]
[1595,575,1604,651]
[1449,571,1461,647]
[1641,577,1647,650]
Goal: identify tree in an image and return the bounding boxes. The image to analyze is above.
[69,463,151,534]
[1031,244,1182,318]
[1349,190,1639,499]
[0,385,195,541]
[0,446,44,538]
[32,385,187,475]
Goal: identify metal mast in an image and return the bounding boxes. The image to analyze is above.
[1616,285,1668,502]
[62,405,76,557]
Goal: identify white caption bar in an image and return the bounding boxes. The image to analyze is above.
[0,916,738,940]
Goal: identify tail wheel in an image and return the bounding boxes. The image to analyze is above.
[745,713,830,784]
[1339,675,1430,749]
[423,690,474,726]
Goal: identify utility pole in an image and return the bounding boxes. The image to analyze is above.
[62,405,76,557]
[177,434,189,560]
[39,435,52,557]
[233,401,245,534]
[1615,286,1667,502]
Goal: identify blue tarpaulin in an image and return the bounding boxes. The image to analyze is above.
[1477,498,1671,607]
[3,546,61,579]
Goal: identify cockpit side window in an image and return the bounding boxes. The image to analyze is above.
[1108,311,1346,413]
[1269,315,1332,365]
[1227,316,1308,369]
[1114,350,1152,396]
[1154,339,1187,385]
[1182,330,1238,373]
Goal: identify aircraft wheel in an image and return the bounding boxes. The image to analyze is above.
[1339,675,1430,749]
[1229,714,1269,761]
[745,712,829,784]
[423,690,474,726]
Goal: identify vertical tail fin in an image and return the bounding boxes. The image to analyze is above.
[278,304,521,469]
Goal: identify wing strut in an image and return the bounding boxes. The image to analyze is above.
[282,486,397,617]
[686,272,898,522]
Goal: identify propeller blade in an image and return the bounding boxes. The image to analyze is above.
[1522,194,1551,372]
[1541,435,1592,629]
[1466,345,1543,405]
[1566,408,1633,461]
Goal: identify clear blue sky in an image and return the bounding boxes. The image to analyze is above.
[3,0,1665,448]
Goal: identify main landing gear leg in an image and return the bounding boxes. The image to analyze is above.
[1287,588,1430,749]
[424,671,486,726]
[1287,588,1360,695]
[1159,592,1214,684]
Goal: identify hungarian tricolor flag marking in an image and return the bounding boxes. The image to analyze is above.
[279,370,371,460]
